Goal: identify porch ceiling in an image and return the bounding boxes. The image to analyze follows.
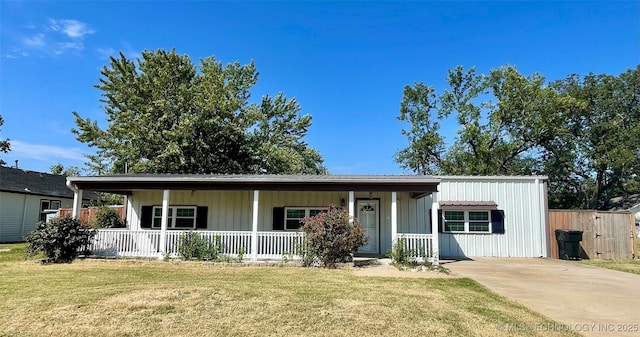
[67,174,440,194]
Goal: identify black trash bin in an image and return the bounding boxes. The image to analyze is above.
[555,229,583,260]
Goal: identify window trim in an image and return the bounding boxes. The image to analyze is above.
[442,209,492,234]
[40,199,62,222]
[151,205,197,230]
[284,206,329,231]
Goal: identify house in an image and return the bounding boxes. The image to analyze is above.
[0,166,98,242]
[601,194,640,237]
[65,174,550,263]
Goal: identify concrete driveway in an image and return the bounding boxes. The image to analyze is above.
[444,258,640,337]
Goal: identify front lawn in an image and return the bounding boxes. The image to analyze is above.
[579,259,640,275]
[0,244,578,337]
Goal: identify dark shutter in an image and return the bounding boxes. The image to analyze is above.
[438,209,443,233]
[272,207,285,230]
[196,206,208,229]
[491,210,505,234]
[140,206,153,229]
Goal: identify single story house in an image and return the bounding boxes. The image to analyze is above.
[601,194,640,237]
[0,166,98,242]
[66,174,549,263]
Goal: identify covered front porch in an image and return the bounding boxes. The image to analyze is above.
[67,175,441,263]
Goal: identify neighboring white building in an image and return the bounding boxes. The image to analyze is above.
[66,174,550,262]
[0,167,97,242]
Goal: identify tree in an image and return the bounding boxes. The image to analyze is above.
[396,65,573,176]
[397,65,640,209]
[50,163,81,176]
[73,49,324,175]
[248,93,326,174]
[548,67,640,208]
[0,115,10,166]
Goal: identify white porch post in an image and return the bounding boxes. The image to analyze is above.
[72,189,83,219]
[431,191,439,265]
[391,191,397,243]
[158,189,170,259]
[348,191,355,223]
[251,190,259,262]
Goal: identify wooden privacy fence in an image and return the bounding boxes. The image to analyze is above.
[58,206,125,224]
[549,210,638,260]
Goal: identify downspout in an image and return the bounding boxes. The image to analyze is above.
[66,179,78,193]
[66,179,81,218]
[21,194,28,237]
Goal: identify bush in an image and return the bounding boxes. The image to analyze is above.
[388,237,418,267]
[24,215,96,263]
[177,232,221,260]
[93,206,125,228]
[300,206,368,268]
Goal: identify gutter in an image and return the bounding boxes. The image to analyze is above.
[66,179,79,193]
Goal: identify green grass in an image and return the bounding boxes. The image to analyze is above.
[0,244,579,337]
[580,259,640,275]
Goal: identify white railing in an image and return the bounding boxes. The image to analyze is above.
[257,231,305,259]
[395,233,435,261]
[90,229,303,259]
[90,229,161,257]
[165,230,252,257]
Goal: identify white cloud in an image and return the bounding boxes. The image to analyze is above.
[11,140,86,162]
[4,18,94,59]
[49,19,95,39]
[22,34,45,47]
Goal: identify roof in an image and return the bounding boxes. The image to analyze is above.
[67,174,442,194]
[601,194,640,211]
[439,200,498,210]
[0,166,99,200]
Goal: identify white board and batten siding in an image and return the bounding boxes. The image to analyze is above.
[126,190,430,255]
[433,177,549,258]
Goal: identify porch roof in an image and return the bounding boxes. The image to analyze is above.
[66,174,441,194]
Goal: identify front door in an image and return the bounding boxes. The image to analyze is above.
[357,199,379,254]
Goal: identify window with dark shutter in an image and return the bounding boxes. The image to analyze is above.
[196,206,208,229]
[272,207,285,230]
[491,210,505,234]
[140,206,153,229]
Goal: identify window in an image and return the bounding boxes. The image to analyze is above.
[152,206,197,229]
[40,199,61,222]
[284,207,328,230]
[443,210,491,233]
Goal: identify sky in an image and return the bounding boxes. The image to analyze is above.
[0,0,638,175]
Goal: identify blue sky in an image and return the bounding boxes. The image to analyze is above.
[1,1,638,175]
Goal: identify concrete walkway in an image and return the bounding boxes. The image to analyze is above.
[444,258,640,337]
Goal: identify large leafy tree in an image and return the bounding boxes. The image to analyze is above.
[548,67,640,208]
[397,65,640,209]
[73,49,324,175]
[397,65,572,175]
[0,115,10,166]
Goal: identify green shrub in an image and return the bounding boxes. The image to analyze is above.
[24,216,96,263]
[388,237,418,267]
[93,206,125,228]
[177,232,221,260]
[300,206,368,268]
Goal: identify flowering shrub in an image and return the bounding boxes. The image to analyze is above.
[300,206,368,268]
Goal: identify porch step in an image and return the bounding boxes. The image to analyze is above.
[352,257,382,267]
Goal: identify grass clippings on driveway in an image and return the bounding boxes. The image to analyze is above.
[579,258,640,275]
[0,245,578,337]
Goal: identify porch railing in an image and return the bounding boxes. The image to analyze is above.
[89,229,304,259]
[89,229,436,262]
[395,233,435,261]
[257,231,305,259]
